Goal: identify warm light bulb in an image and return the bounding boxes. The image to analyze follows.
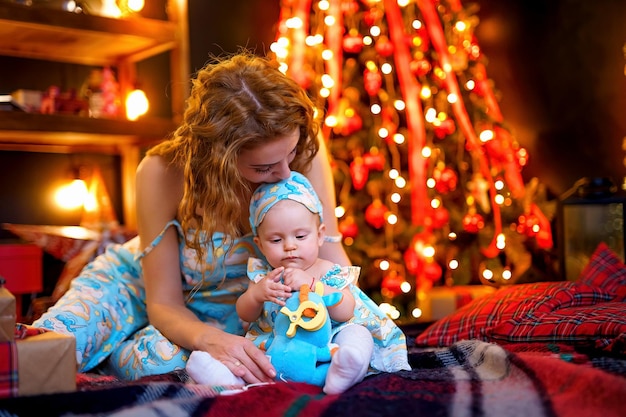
[126,89,149,121]
[127,0,144,12]
[55,179,88,210]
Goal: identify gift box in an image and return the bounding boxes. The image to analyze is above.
[0,278,16,342]
[0,327,76,398]
[420,285,496,322]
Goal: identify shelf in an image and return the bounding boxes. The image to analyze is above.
[0,3,178,66]
[0,111,175,153]
[0,0,189,230]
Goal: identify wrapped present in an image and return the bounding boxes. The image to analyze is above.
[0,326,76,398]
[420,285,496,322]
[0,278,15,342]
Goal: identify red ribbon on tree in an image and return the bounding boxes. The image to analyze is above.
[383,0,428,227]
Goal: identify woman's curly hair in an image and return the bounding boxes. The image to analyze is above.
[147,51,320,268]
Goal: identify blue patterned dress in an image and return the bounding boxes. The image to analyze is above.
[33,220,262,380]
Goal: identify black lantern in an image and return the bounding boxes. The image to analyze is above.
[558,177,626,281]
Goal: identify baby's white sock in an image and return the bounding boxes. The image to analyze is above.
[323,325,373,395]
[186,350,245,386]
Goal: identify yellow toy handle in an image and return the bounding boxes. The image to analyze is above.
[280,299,328,337]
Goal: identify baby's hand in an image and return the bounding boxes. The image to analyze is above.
[281,268,313,291]
[255,267,292,306]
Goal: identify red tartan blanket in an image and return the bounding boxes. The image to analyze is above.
[0,340,625,417]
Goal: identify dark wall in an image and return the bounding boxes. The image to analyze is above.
[475,0,626,196]
[188,0,280,72]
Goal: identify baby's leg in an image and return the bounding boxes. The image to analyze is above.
[186,351,245,386]
[324,324,373,395]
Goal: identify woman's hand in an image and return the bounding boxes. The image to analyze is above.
[195,327,277,384]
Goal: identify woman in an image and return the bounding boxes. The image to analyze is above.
[33,51,350,383]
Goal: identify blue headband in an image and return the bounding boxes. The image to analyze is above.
[249,171,323,235]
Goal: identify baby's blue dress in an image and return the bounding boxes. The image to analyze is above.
[245,258,411,373]
[33,220,262,380]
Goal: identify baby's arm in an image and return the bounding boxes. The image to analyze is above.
[326,287,355,323]
[236,267,292,322]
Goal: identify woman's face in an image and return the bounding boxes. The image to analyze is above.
[237,128,300,184]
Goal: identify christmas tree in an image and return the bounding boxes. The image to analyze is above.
[270,0,555,320]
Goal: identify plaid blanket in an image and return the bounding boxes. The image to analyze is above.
[0,340,625,417]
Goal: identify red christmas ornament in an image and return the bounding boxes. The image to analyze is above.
[343,34,364,54]
[349,157,369,190]
[425,205,449,229]
[363,7,383,26]
[364,200,388,229]
[363,68,382,96]
[403,246,421,275]
[483,136,506,162]
[516,213,540,237]
[434,118,456,139]
[338,216,359,239]
[472,78,489,97]
[462,212,485,233]
[381,272,404,298]
[362,150,385,171]
[422,260,442,283]
[433,166,458,193]
[375,37,394,57]
[410,59,431,77]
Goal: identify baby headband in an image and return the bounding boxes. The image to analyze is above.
[249,171,323,235]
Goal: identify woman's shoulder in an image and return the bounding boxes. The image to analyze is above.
[136,154,184,223]
[137,155,184,191]
[137,154,176,176]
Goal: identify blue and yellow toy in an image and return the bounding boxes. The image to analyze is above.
[266,282,343,387]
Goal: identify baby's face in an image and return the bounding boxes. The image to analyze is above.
[254,199,323,270]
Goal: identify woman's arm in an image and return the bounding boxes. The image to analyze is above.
[305,136,351,267]
[136,155,275,383]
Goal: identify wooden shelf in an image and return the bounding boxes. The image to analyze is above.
[0,3,178,66]
[0,0,189,229]
[0,111,176,153]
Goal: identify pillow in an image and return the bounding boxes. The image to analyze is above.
[577,242,626,301]
[488,302,626,354]
[415,281,613,347]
